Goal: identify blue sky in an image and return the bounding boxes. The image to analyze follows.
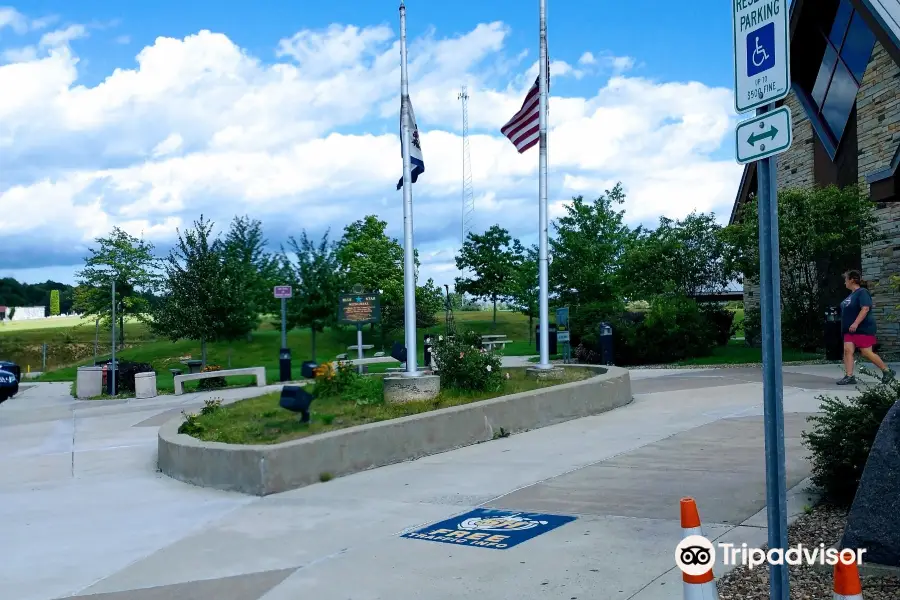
[0,0,745,286]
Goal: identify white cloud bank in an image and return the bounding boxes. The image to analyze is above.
[0,9,743,284]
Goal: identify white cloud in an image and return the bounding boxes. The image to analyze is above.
[0,13,742,285]
[39,24,87,48]
[0,7,27,34]
[114,34,130,45]
[151,133,184,157]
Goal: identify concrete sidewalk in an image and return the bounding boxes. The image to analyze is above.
[0,363,858,600]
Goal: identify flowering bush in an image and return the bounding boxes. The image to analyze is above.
[313,361,381,405]
[197,364,227,390]
[433,330,503,392]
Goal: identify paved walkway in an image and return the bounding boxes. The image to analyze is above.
[0,363,878,600]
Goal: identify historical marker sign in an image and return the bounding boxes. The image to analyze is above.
[273,285,293,299]
[735,105,793,164]
[732,0,790,113]
[339,293,381,325]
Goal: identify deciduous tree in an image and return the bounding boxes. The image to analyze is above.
[283,230,341,362]
[454,225,519,327]
[508,242,539,342]
[152,216,243,368]
[549,184,636,306]
[724,184,879,349]
[74,227,160,347]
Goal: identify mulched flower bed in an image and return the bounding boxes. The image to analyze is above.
[716,505,900,599]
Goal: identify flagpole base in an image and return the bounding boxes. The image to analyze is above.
[526,366,566,381]
[384,374,440,404]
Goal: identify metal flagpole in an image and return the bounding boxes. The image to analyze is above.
[757,102,789,599]
[537,0,550,369]
[399,0,418,376]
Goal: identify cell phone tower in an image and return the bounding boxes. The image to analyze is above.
[459,85,475,249]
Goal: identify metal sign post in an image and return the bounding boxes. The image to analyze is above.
[274,286,293,382]
[110,279,116,396]
[732,2,791,599]
[556,307,570,363]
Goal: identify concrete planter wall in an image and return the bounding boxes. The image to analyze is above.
[158,365,632,496]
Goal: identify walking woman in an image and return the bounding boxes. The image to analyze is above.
[837,270,895,385]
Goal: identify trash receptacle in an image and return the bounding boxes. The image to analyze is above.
[824,307,842,360]
[76,366,103,399]
[301,360,318,379]
[598,322,614,365]
[279,347,292,382]
[536,323,558,355]
[134,371,157,399]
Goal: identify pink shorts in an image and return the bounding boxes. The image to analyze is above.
[844,334,877,348]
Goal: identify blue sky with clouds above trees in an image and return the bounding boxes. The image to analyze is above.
[0,0,745,286]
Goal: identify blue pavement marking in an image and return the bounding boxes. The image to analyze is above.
[400,508,576,550]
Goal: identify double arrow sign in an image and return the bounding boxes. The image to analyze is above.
[734,106,793,165]
[747,125,778,146]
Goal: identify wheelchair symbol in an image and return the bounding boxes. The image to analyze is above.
[752,37,769,68]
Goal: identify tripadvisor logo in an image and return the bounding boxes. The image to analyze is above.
[675,535,867,571]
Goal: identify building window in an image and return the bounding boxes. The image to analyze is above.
[805,0,876,149]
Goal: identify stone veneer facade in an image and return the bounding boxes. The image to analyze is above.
[742,42,900,351]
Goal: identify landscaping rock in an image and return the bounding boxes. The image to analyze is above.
[841,399,900,566]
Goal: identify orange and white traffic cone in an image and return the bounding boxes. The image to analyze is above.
[833,558,863,599]
[680,497,719,600]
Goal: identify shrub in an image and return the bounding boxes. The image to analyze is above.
[116,361,155,393]
[433,330,503,392]
[200,398,222,415]
[802,376,899,507]
[743,307,762,347]
[197,364,227,390]
[314,361,357,398]
[178,411,203,436]
[699,304,737,346]
[572,296,717,365]
[313,361,382,405]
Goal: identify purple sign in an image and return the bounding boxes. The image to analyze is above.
[273,285,293,299]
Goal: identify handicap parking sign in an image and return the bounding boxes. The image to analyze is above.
[746,22,775,77]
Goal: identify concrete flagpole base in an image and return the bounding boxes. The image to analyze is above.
[383,374,440,404]
[526,366,567,380]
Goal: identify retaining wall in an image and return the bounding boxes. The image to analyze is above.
[158,365,632,496]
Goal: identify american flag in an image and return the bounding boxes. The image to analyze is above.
[500,63,549,154]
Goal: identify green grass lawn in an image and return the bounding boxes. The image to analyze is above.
[186,366,596,445]
[17,311,533,392]
[14,305,818,391]
[674,339,821,366]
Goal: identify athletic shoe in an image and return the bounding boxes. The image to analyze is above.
[882,369,896,384]
[837,375,857,385]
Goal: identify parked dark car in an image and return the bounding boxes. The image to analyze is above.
[0,368,18,403]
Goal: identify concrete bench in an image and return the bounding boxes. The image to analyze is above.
[347,344,375,351]
[373,351,386,358]
[482,339,512,350]
[173,366,266,396]
[336,353,349,361]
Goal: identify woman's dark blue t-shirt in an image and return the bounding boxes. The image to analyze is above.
[840,288,876,335]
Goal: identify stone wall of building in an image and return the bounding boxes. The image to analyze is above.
[857,42,900,351]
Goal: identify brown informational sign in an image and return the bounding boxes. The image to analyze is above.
[339,293,381,325]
